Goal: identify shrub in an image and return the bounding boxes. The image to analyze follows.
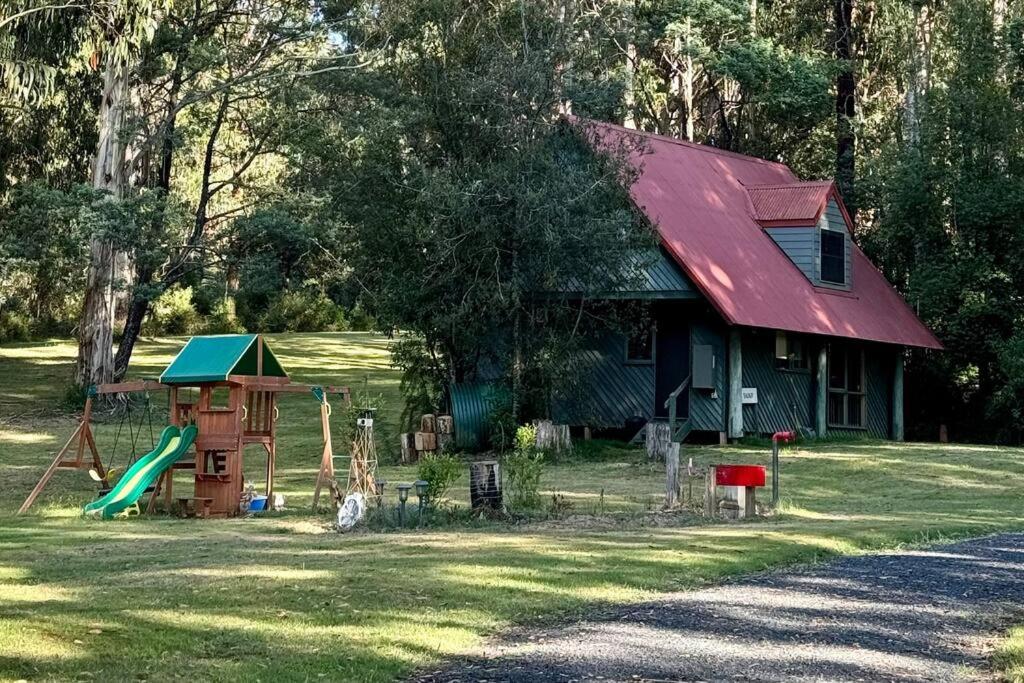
[417,452,463,504]
[260,290,346,333]
[347,303,376,331]
[0,311,31,343]
[145,287,200,335]
[505,425,545,511]
[201,301,246,335]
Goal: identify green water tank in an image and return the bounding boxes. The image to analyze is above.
[450,383,499,451]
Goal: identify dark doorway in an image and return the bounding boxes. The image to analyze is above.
[655,316,690,419]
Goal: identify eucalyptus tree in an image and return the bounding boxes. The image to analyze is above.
[2,1,166,387]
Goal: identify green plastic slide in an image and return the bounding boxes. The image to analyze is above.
[84,424,198,519]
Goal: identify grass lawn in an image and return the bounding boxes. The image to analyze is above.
[997,626,1024,682]
[2,333,1024,682]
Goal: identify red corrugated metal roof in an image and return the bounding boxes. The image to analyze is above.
[577,118,942,349]
[746,182,834,225]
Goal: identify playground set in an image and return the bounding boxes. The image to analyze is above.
[18,334,371,519]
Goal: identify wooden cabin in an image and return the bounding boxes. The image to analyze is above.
[452,120,941,446]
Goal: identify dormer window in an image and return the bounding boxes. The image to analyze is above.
[820,229,846,285]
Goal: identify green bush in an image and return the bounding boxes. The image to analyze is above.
[145,287,201,335]
[417,452,463,504]
[347,303,376,331]
[0,311,31,343]
[259,290,346,333]
[505,425,545,511]
[201,301,246,335]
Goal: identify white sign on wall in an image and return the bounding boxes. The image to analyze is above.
[741,388,758,404]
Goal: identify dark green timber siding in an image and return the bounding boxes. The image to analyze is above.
[738,331,895,438]
[740,329,815,435]
[689,319,726,432]
[764,199,853,291]
[551,333,655,427]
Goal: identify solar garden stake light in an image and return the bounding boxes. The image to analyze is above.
[375,478,387,508]
[414,479,429,526]
[397,483,412,526]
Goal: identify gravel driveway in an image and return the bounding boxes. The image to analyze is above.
[412,533,1024,682]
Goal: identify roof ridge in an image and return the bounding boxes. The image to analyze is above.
[745,181,833,190]
[573,117,793,170]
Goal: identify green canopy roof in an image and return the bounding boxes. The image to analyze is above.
[159,334,287,385]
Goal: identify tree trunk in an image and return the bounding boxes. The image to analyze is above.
[77,61,129,388]
[834,0,856,218]
[112,57,187,382]
[683,20,695,142]
[905,1,931,147]
[624,41,637,129]
[113,295,149,381]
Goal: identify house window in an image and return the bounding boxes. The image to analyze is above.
[626,321,654,364]
[820,229,846,285]
[828,344,865,427]
[775,332,809,371]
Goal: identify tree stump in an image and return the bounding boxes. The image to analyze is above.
[414,431,437,451]
[469,460,501,511]
[534,420,572,453]
[646,421,672,462]
[420,414,436,434]
[400,433,417,463]
[437,415,454,434]
[436,432,453,453]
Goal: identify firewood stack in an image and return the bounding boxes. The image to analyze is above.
[400,413,455,463]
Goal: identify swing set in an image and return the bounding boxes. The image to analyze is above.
[19,334,351,518]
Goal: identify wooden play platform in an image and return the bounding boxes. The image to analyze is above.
[20,334,352,517]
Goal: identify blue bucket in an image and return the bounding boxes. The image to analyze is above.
[249,496,268,512]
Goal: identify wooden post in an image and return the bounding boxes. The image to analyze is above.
[312,396,335,510]
[728,329,743,439]
[816,343,828,438]
[665,443,680,508]
[892,350,905,441]
[704,465,717,517]
[18,397,105,514]
[18,422,84,514]
[74,397,94,465]
[266,392,277,499]
[256,335,263,378]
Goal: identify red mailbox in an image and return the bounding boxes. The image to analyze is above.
[715,464,766,488]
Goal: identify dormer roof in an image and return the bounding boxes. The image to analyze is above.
[745,181,853,230]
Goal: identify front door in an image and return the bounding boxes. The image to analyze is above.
[654,317,690,419]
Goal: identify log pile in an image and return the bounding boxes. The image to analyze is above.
[400,413,454,463]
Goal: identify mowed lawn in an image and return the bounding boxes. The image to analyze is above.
[1,334,1024,682]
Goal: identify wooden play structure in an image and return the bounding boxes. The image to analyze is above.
[19,334,350,517]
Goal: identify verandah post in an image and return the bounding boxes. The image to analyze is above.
[727,328,743,439]
[816,344,828,438]
[892,350,905,441]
